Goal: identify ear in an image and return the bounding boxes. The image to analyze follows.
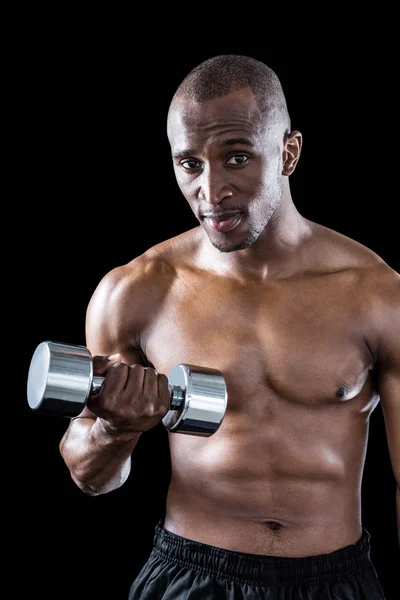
[282,130,302,176]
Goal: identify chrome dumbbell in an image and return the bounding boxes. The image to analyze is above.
[27,341,228,437]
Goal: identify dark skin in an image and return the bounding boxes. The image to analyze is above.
[59,87,400,557]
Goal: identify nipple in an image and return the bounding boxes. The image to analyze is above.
[336,384,350,400]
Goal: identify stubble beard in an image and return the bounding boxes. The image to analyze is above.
[209,184,283,254]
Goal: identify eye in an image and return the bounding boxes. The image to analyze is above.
[226,154,249,165]
[180,159,200,170]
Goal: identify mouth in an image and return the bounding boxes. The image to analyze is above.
[203,212,242,233]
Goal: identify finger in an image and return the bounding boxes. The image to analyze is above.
[98,362,130,396]
[122,364,149,398]
[141,367,160,396]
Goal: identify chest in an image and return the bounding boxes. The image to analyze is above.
[143,275,375,407]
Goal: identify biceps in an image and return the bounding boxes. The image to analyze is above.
[85,305,145,366]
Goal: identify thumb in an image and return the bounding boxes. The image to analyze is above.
[92,353,122,376]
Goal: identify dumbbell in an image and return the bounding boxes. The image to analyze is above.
[27,341,228,437]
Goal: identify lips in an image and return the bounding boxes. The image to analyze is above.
[204,212,242,233]
[205,214,242,233]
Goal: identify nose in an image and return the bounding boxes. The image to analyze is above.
[197,165,233,205]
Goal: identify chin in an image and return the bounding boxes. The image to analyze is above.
[210,233,258,253]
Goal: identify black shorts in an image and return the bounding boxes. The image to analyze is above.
[128,519,386,599]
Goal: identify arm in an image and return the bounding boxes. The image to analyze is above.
[374,270,400,545]
[59,403,142,496]
[59,261,160,495]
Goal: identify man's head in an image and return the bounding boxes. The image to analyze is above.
[167,54,302,253]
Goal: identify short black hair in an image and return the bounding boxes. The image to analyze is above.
[171,54,291,133]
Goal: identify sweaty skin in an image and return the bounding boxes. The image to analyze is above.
[59,88,400,557]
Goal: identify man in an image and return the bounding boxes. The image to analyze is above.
[59,55,398,599]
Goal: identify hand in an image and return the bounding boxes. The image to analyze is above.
[86,355,171,436]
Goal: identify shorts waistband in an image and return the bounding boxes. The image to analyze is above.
[152,519,373,586]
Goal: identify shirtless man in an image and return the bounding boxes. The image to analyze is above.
[59,55,399,599]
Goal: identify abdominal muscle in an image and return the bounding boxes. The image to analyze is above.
[163,405,368,557]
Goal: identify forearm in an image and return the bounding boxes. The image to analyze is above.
[59,417,142,495]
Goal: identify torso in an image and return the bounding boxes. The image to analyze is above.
[131,221,387,557]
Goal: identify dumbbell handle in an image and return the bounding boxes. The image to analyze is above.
[91,375,184,410]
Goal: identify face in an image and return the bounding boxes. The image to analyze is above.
[167,87,298,253]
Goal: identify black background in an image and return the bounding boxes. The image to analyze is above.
[12,14,398,600]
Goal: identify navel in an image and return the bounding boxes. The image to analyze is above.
[264,520,284,532]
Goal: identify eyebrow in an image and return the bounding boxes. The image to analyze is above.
[172,137,254,159]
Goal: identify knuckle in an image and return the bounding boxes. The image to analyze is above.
[129,363,143,371]
[143,403,156,417]
[109,362,128,379]
[111,361,126,370]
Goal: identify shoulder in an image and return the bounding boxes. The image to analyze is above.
[96,226,201,292]
[364,261,400,365]
[312,222,399,359]
[310,221,397,282]
[86,227,202,329]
